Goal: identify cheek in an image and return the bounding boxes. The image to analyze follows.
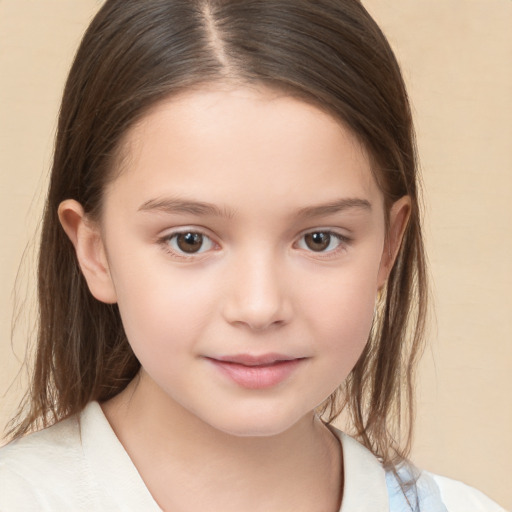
[308,282,375,350]
[302,287,375,403]
[298,256,381,368]
[110,258,218,358]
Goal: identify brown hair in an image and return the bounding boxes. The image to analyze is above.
[9,0,427,469]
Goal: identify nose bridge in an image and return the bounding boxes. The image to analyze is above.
[223,245,291,330]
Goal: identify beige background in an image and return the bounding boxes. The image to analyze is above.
[0,0,511,508]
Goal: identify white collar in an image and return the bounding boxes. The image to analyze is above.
[332,429,389,512]
[81,402,389,511]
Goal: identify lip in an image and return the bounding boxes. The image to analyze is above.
[205,354,306,389]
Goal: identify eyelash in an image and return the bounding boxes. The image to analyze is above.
[295,230,351,258]
[159,230,218,260]
[158,229,351,260]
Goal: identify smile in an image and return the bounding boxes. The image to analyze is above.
[205,354,306,389]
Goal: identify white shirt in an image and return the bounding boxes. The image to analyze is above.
[0,402,506,511]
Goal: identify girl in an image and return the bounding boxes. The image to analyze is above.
[0,1,506,510]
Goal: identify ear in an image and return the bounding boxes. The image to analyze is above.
[377,196,411,288]
[58,199,117,304]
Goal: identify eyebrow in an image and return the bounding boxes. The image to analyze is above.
[138,197,236,218]
[296,198,372,218]
[138,196,371,218]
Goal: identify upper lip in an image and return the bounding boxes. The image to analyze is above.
[208,353,303,366]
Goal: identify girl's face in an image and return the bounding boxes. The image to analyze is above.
[62,85,408,436]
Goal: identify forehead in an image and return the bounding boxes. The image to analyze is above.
[106,84,382,214]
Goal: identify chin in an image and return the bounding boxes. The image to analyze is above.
[206,409,311,438]
[219,424,294,438]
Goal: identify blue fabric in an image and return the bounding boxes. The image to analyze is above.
[385,464,449,512]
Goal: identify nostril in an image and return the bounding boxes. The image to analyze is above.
[230,315,287,332]
[222,295,292,330]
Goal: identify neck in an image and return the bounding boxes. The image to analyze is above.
[102,372,343,512]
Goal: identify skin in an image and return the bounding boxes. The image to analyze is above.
[59,84,410,512]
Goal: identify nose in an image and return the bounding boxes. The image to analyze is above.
[222,251,292,331]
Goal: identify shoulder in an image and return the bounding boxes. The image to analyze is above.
[0,402,161,511]
[0,413,82,480]
[330,427,506,512]
[385,465,507,512]
[426,472,507,512]
[0,405,102,511]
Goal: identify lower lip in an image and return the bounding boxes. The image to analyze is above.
[207,358,304,389]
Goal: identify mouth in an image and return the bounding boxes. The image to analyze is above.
[205,353,306,389]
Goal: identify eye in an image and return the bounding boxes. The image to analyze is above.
[165,231,215,255]
[297,231,346,253]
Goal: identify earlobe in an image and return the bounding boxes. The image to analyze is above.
[377,196,411,288]
[58,200,117,304]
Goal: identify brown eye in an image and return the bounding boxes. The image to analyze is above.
[176,232,203,253]
[297,231,347,254]
[304,232,331,252]
[166,232,214,255]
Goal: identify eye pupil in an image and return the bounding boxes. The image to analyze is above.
[177,232,203,253]
[305,232,330,251]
